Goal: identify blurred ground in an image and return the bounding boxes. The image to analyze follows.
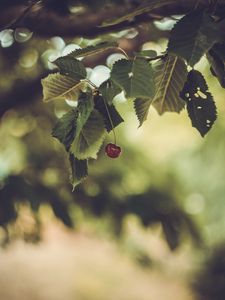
[0,223,195,300]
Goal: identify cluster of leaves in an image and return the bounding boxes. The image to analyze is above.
[42,9,225,187]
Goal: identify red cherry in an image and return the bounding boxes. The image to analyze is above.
[105,143,122,158]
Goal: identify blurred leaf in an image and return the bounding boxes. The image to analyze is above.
[52,109,78,151]
[99,79,122,104]
[41,73,83,102]
[152,55,187,115]
[207,42,225,88]
[94,95,124,132]
[168,11,221,66]
[54,56,87,80]
[161,219,180,250]
[69,154,88,188]
[67,41,118,58]
[111,58,155,98]
[180,70,217,137]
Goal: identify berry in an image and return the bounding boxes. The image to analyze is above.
[105,143,121,158]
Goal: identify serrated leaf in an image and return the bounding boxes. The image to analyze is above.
[168,11,222,67]
[99,79,121,104]
[41,73,83,102]
[94,95,124,132]
[54,56,86,80]
[180,70,217,137]
[134,98,154,127]
[69,154,88,188]
[207,42,225,88]
[152,55,187,115]
[101,0,176,27]
[111,58,155,99]
[67,41,118,58]
[70,109,106,159]
[52,109,78,151]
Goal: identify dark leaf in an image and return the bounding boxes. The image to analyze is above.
[52,109,78,151]
[94,95,124,132]
[168,11,222,67]
[67,41,118,58]
[180,70,217,137]
[54,56,87,80]
[69,154,88,188]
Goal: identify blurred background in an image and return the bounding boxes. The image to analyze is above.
[0,2,225,300]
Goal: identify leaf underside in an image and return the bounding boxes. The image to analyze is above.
[41,73,83,102]
[152,55,187,115]
[168,11,221,67]
[207,42,225,88]
[180,70,217,137]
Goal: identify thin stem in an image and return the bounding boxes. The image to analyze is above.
[144,54,167,61]
[102,96,117,144]
[117,47,129,59]
[84,78,117,144]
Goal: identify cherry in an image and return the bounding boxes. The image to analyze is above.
[105,143,122,158]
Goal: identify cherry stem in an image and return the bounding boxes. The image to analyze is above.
[102,96,117,144]
[117,47,129,59]
[82,79,117,144]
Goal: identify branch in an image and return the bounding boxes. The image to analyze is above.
[1,1,225,38]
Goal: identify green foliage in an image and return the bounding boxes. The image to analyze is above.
[180,70,217,137]
[168,11,221,67]
[40,4,225,186]
[111,58,155,98]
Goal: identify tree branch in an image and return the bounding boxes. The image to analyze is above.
[1,1,225,38]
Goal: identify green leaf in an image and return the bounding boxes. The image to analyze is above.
[41,73,84,102]
[101,0,176,27]
[70,109,106,159]
[66,41,118,58]
[180,70,217,137]
[134,98,154,127]
[94,95,124,132]
[111,58,155,99]
[152,55,187,115]
[53,56,86,80]
[52,109,78,151]
[99,79,122,104]
[69,154,88,189]
[207,42,225,88]
[167,11,222,67]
